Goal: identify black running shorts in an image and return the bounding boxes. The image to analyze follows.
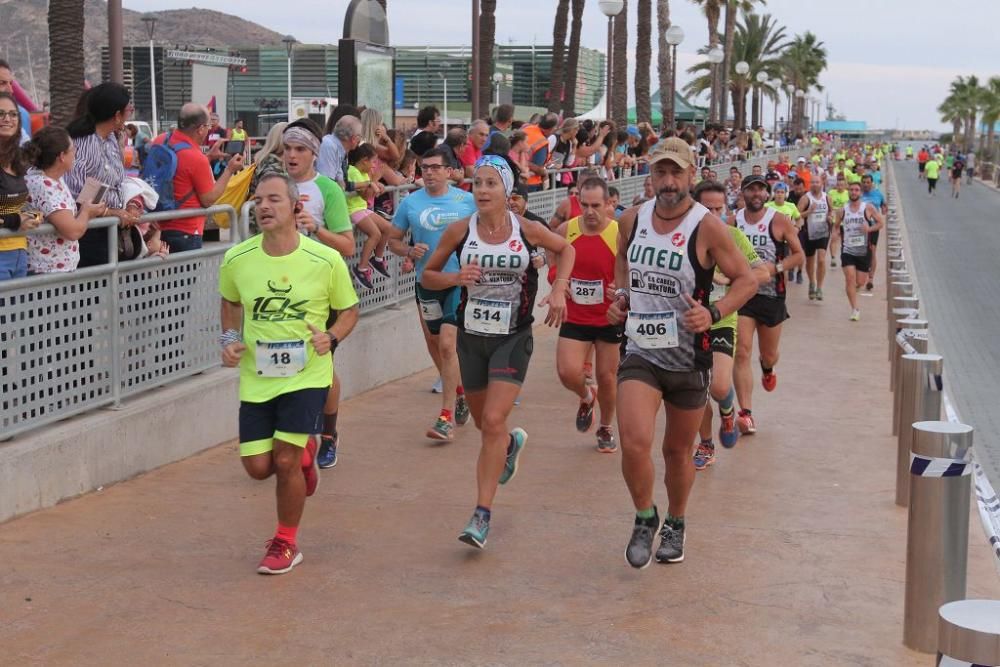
[559,321,624,344]
[738,294,789,328]
[457,327,533,392]
[840,252,871,273]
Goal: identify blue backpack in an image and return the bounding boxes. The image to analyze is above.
[141,132,195,212]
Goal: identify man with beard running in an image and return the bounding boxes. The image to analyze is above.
[608,138,757,568]
[388,147,477,441]
[833,181,883,321]
[797,175,832,301]
[549,176,622,452]
[732,175,804,435]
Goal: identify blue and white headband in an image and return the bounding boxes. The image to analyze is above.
[474,154,515,198]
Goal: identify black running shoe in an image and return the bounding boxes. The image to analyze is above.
[625,508,659,569]
[655,519,686,563]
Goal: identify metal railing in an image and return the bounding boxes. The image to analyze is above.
[0,205,238,440]
[882,159,1000,658]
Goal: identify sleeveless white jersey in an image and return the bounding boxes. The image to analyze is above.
[625,199,714,372]
[735,207,784,298]
[804,192,830,240]
[458,212,538,336]
[841,201,870,257]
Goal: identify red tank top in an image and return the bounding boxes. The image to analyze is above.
[553,217,619,327]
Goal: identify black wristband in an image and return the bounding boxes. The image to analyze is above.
[328,333,339,352]
[708,304,722,324]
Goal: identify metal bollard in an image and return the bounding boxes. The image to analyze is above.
[888,295,919,356]
[891,328,928,428]
[938,599,1000,666]
[892,319,928,395]
[887,279,913,316]
[903,420,973,653]
[895,353,943,506]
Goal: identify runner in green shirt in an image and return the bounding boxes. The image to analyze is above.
[691,180,769,468]
[219,172,360,576]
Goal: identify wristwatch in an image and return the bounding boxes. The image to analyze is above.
[708,304,722,324]
[775,261,785,275]
[328,333,340,352]
[613,287,630,305]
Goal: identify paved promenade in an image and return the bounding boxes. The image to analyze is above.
[3,226,999,665]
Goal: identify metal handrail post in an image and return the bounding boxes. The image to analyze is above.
[896,353,944,507]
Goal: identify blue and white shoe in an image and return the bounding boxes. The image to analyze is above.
[498,428,527,485]
[458,509,490,549]
[317,434,338,469]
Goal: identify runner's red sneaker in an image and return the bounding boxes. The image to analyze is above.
[761,371,777,392]
[257,537,303,575]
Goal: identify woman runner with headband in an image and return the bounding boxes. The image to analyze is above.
[421,154,576,549]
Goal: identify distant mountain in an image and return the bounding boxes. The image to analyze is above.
[0,0,285,105]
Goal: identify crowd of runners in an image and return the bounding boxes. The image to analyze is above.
[215,116,895,574]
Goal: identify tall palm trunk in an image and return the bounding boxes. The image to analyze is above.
[547,0,571,112]
[704,1,721,123]
[656,0,672,127]
[48,0,86,127]
[563,0,586,115]
[720,0,736,125]
[478,1,497,115]
[634,0,652,124]
[611,0,629,126]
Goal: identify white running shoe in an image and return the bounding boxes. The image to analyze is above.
[850,309,861,321]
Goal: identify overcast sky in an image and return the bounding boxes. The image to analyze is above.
[123,0,1000,130]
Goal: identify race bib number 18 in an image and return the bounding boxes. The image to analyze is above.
[626,311,679,349]
[465,297,512,335]
[256,340,306,377]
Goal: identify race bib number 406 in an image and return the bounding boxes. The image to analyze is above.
[465,297,512,335]
[626,311,679,349]
[256,340,306,377]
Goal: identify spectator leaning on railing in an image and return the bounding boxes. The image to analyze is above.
[64,83,139,268]
[0,91,40,280]
[317,115,362,191]
[23,126,106,274]
[148,103,244,252]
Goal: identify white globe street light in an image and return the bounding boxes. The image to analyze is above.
[665,25,685,46]
[663,25,685,128]
[707,47,725,64]
[599,0,625,121]
[756,71,769,84]
[735,61,750,75]
[706,47,725,123]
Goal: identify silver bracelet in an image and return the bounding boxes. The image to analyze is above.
[219,328,242,348]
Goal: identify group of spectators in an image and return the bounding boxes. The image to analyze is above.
[0,57,799,284]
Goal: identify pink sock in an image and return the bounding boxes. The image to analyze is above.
[276,523,298,545]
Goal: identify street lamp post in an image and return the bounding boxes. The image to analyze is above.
[769,78,779,143]
[734,60,749,128]
[472,0,481,120]
[707,46,725,124]
[141,16,159,136]
[283,36,296,122]
[784,83,795,135]
[795,88,806,137]
[439,62,451,133]
[493,72,503,107]
[598,1,624,121]
[754,70,768,130]
[664,24,684,129]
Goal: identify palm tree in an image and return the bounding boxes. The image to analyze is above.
[720,1,766,124]
[683,11,786,129]
[478,0,497,116]
[547,0,571,112]
[657,0,673,126]
[978,77,1000,154]
[611,0,629,126]
[563,0,586,115]
[634,0,652,124]
[937,96,964,147]
[781,31,827,136]
[48,0,86,127]
[690,0,723,122]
